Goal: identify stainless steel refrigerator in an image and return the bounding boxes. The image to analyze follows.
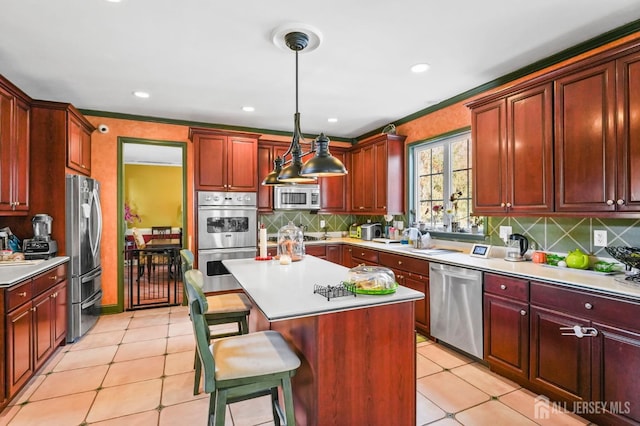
[66,174,103,342]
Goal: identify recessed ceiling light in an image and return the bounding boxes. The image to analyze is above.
[242,106,255,112]
[132,91,150,99]
[327,118,338,123]
[411,63,430,73]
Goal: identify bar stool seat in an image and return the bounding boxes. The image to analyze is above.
[184,269,300,426]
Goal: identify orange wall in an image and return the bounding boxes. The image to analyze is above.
[86,117,193,306]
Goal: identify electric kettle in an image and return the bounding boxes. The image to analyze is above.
[505,233,529,262]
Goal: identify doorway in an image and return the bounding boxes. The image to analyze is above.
[117,138,187,312]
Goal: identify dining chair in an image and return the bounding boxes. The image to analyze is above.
[151,226,172,239]
[184,269,300,426]
[179,249,253,394]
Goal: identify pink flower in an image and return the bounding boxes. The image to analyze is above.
[124,203,141,224]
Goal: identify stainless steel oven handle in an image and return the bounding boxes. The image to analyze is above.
[197,206,258,211]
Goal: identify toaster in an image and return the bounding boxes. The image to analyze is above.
[360,223,382,241]
[349,224,361,239]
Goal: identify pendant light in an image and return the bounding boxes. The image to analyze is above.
[262,29,347,185]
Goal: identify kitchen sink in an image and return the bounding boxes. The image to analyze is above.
[410,248,462,255]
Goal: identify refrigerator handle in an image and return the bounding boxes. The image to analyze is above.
[81,289,103,309]
[90,187,103,259]
[81,267,102,284]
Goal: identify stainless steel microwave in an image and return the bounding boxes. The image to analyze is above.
[274,185,321,210]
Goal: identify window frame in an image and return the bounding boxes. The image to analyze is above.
[408,128,485,241]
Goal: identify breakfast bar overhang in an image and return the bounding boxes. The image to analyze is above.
[223,256,424,425]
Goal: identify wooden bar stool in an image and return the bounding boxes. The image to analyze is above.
[184,269,300,426]
[180,249,253,394]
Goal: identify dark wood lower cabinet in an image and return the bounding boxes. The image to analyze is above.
[484,275,640,425]
[592,323,640,425]
[2,263,68,410]
[6,303,34,397]
[483,294,529,380]
[529,306,592,402]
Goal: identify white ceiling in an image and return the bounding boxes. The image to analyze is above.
[1,1,639,140]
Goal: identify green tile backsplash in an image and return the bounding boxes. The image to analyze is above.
[260,212,639,259]
[487,217,640,257]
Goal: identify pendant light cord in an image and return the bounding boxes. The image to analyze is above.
[295,49,299,114]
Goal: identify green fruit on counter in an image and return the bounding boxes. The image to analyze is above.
[566,249,590,270]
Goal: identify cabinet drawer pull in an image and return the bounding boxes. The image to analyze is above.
[18,292,27,297]
[398,261,402,265]
[584,302,593,310]
[500,284,507,290]
[520,309,527,316]
[49,275,57,280]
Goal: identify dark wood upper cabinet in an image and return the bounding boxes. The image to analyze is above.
[318,148,348,213]
[615,50,640,212]
[349,134,405,215]
[190,128,260,192]
[67,111,93,175]
[470,83,554,215]
[469,39,640,217]
[0,78,31,215]
[554,62,617,212]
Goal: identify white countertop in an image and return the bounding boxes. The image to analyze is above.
[222,255,424,322]
[0,257,70,287]
[331,238,640,300]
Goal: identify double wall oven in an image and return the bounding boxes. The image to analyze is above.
[197,191,257,292]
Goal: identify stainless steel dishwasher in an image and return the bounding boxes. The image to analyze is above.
[429,263,483,358]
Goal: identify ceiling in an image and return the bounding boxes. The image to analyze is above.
[1,1,639,140]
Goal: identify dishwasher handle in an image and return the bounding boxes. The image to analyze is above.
[430,264,482,280]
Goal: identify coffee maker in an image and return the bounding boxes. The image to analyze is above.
[24,214,58,259]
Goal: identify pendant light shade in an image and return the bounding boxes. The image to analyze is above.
[262,156,284,186]
[300,133,348,177]
[262,28,347,185]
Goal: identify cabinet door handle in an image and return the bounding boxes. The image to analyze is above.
[506,202,512,208]
[617,199,625,206]
[32,307,36,312]
[520,309,527,316]
[606,199,614,206]
[584,302,593,310]
[500,284,507,290]
[560,325,598,338]
[500,202,506,208]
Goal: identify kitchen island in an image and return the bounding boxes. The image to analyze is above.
[223,255,424,426]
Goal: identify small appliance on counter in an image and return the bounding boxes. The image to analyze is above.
[504,233,529,262]
[361,223,383,241]
[349,223,361,239]
[23,214,58,260]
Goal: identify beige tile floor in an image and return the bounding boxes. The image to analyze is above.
[0,306,594,425]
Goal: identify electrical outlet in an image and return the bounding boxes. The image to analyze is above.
[320,220,326,229]
[499,226,512,241]
[594,230,607,247]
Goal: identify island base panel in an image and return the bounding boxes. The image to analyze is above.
[253,302,417,426]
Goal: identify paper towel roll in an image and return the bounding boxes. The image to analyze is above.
[259,228,267,258]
